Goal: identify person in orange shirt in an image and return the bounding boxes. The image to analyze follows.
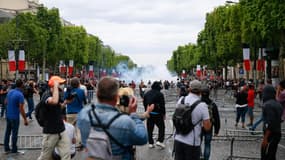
[247,84,255,126]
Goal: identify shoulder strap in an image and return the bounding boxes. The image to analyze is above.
[180,96,185,104]
[189,100,202,111]
[88,104,129,149]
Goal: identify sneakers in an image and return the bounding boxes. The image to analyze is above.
[156,141,165,148]
[4,150,10,154]
[148,144,155,148]
[11,151,25,155]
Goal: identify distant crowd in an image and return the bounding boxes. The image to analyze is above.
[1,76,284,160]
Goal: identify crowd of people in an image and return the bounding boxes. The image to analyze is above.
[1,76,284,160]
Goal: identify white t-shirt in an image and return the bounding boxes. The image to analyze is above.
[80,84,88,96]
[174,93,210,146]
[55,122,76,154]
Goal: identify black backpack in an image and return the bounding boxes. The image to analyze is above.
[172,97,201,135]
[35,91,50,127]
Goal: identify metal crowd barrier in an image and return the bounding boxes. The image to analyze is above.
[17,135,43,150]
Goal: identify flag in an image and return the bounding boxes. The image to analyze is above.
[18,50,25,71]
[8,50,16,71]
[68,60,74,76]
[243,48,251,71]
[59,60,66,73]
[257,48,265,71]
[196,65,201,77]
[89,65,94,78]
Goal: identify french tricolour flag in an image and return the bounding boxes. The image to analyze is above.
[243,48,250,71]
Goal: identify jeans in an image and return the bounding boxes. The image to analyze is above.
[202,132,212,160]
[147,114,165,144]
[87,90,94,103]
[261,132,281,160]
[4,118,20,152]
[252,115,263,130]
[1,104,6,117]
[174,140,200,160]
[236,107,248,123]
[26,97,34,119]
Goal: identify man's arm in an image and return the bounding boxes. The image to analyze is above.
[19,103,28,125]
[47,81,59,105]
[203,119,211,131]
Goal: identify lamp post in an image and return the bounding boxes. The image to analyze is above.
[226,0,238,4]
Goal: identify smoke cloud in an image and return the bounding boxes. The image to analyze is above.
[116,63,176,83]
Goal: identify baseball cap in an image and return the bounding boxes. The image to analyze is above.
[190,80,201,91]
[48,76,66,87]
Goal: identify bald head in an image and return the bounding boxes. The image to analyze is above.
[97,76,119,102]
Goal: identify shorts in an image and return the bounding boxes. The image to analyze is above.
[247,107,254,117]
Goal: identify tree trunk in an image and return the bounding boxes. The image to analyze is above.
[279,29,285,80]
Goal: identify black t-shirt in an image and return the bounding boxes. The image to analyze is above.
[41,91,65,134]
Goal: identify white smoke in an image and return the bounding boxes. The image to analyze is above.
[116,63,177,83]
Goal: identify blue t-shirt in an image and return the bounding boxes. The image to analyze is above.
[65,87,86,114]
[6,88,25,120]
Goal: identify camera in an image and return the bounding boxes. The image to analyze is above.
[119,95,130,107]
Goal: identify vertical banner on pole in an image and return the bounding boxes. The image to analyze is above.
[68,60,74,76]
[196,65,201,77]
[89,65,94,78]
[8,50,16,71]
[18,50,25,71]
[257,48,265,71]
[243,48,251,71]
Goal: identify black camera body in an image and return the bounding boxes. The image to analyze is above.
[119,95,130,107]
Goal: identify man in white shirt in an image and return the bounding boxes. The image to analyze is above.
[174,80,211,160]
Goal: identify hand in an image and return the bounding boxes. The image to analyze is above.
[214,133,218,136]
[53,80,59,88]
[24,119,28,126]
[128,96,137,113]
[146,104,154,113]
[262,138,268,149]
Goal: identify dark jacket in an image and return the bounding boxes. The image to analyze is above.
[143,82,165,115]
[262,85,283,133]
[235,90,248,105]
[201,97,221,134]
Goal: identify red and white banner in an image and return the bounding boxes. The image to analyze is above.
[196,65,201,77]
[59,60,66,74]
[257,48,265,71]
[88,65,94,78]
[8,50,16,71]
[68,60,74,76]
[243,48,251,71]
[18,50,25,71]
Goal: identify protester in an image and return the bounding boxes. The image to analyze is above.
[234,86,248,128]
[4,79,28,154]
[143,81,166,149]
[86,80,95,104]
[0,79,8,118]
[65,77,86,125]
[201,85,220,160]
[261,85,283,160]
[77,76,148,159]
[247,84,255,126]
[174,80,211,160]
[37,76,71,160]
[139,80,147,99]
[25,80,38,120]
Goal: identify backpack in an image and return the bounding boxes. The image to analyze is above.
[208,102,215,124]
[87,104,131,160]
[35,91,50,127]
[172,97,201,135]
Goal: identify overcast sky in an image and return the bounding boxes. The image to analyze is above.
[40,0,227,67]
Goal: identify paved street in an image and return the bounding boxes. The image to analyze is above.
[0,87,284,160]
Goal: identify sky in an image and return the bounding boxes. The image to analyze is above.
[39,0,227,68]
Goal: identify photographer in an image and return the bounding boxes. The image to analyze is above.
[117,87,154,119]
[64,77,86,125]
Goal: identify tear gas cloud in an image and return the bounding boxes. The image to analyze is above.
[116,63,177,83]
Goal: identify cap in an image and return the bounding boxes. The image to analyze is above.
[190,80,201,91]
[48,76,66,87]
